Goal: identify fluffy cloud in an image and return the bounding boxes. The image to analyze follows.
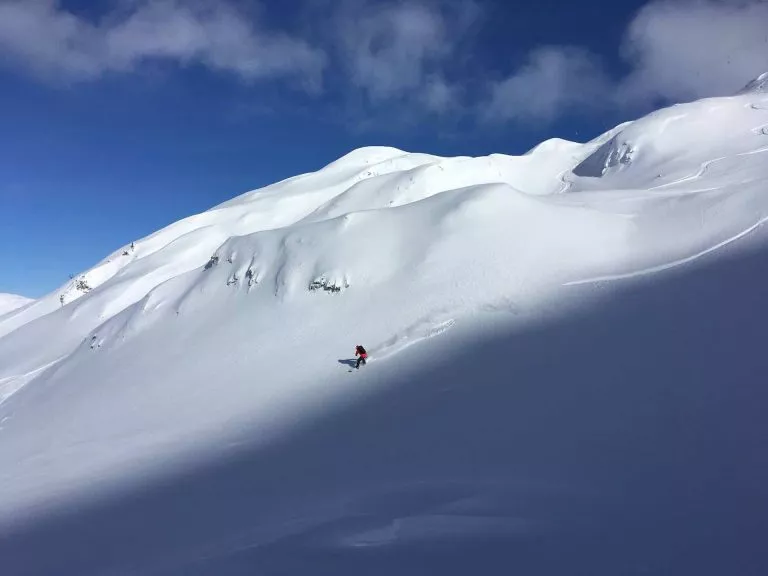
[0,0,326,87]
[0,0,476,113]
[331,0,479,111]
[484,47,609,124]
[619,0,768,104]
[421,75,460,113]
[0,0,765,125]
[483,0,768,125]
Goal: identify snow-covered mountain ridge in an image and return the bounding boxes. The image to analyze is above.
[4,82,768,383]
[2,75,768,575]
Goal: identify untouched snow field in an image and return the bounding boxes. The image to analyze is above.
[0,293,32,316]
[1,78,768,575]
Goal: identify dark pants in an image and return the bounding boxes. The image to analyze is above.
[356,356,367,369]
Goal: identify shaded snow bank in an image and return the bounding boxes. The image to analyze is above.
[2,234,767,576]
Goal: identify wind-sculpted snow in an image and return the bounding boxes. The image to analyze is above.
[572,95,768,185]
[0,293,31,317]
[2,75,768,575]
[0,141,617,382]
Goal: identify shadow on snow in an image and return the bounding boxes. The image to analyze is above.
[338,358,357,369]
[3,239,768,575]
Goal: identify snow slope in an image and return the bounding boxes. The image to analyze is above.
[2,76,768,575]
[0,293,32,316]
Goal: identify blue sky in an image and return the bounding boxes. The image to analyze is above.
[0,0,766,298]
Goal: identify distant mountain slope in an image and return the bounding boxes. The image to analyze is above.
[0,293,32,316]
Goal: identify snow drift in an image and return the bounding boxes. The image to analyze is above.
[2,75,768,575]
[0,293,32,316]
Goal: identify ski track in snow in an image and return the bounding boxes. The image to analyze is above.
[648,145,768,191]
[656,112,688,135]
[647,157,724,190]
[373,318,457,362]
[116,480,535,574]
[565,215,768,286]
[746,100,768,132]
[0,357,65,407]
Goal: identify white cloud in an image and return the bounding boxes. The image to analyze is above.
[484,47,609,124]
[482,0,768,125]
[0,0,326,87]
[332,0,479,111]
[421,75,459,113]
[619,0,768,104]
[338,3,444,98]
[2,0,765,127]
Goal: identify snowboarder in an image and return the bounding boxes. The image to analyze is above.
[355,345,368,369]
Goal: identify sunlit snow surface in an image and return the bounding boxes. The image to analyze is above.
[2,85,768,575]
[0,293,32,316]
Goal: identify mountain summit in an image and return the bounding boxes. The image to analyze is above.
[738,71,768,94]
